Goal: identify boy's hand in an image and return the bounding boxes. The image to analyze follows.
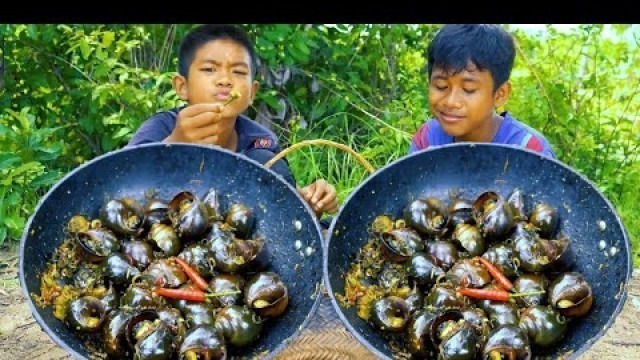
[165,103,228,145]
[298,179,339,218]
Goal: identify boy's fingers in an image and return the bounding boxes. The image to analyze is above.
[315,190,337,211]
[311,180,327,203]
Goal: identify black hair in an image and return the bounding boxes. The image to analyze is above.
[426,24,515,91]
[178,24,258,80]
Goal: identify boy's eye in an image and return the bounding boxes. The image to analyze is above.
[233,70,248,76]
[463,88,477,94]
[432,84,448,91]
[200,67,215,72]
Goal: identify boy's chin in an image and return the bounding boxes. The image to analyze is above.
[437,121,467,138]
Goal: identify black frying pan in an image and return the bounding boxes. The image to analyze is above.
[19,143,325,359]
[324,143,632,359]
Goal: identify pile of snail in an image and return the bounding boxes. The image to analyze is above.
[36,188,289,359]
[339,189,593,360]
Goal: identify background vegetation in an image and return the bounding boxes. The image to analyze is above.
[1,24,638,265]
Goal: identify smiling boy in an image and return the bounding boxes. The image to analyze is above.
[409,24,555,158]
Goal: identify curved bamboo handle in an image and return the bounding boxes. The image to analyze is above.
[264,139,375,174]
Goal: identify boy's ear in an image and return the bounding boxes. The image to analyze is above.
[173,74,189,101]
[494,81,511,108]
[248,80,260,105]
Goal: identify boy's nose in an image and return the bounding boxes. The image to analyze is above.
[216,70,233,87]
[443,90,463,108]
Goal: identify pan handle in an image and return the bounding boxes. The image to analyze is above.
[264,139,375,174]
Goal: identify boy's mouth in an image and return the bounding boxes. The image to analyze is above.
[438,111,465,124]
[215,90,241,105]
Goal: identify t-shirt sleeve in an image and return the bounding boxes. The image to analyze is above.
[523,133,556,159]
[127,114,175,147]
[408,122,430,154]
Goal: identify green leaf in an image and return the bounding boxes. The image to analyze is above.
[80,38,91,59]
[3,213,25,232]
[102,31,115,47]
[0,227,6,246]
[30,170,61,188]
[0,153,21,169]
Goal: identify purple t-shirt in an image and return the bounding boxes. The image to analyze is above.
[408,112,555,158]
[127,107,281,154]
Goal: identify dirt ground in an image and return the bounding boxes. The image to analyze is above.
[1,247,640,360]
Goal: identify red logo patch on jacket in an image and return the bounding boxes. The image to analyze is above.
[253,138,273,149]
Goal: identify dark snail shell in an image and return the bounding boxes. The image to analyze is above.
[529,202,559,239]
[244,272,289,318]
[548,272,594,317]
[148,223,181,257]
[482,244,518,279]
[141,258,187,289]
[209,273,245,308]
[179,325,227,360]
[407,308,464,356]
[403,197,449,237]
[103,253,141,286]
[156,307,187,340]
[125,309,179,360]
[425,282,468,309]
[120,285,164,309]
[380,227,424,263]
[439,323,480,360]
[515,237,570,273]
[513,274,549,307]
[178,243,216,279]
[483,325,531,360]
[168,191,209,242]
[369,296,410,333]
[102,308,135,358]
[143,198,170,228]
[64,296,107,332]
[408,252,445,287]
[225,203,255,239]
[448,198,475,231]
[506,189,527,222]
[447,258,492,289]
[473,192,515,242]
[100,198,145,236]
[427,240,459,271]
[76,228,121,263]
[214,305,263,347]
[182,302,217,328]
[519,305,568,347]
[202,187,223,223]
[121,240,155,270]
[211,237,268,273]
[451,223,485,257]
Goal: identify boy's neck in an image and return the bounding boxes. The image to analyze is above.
[455,113,503,143]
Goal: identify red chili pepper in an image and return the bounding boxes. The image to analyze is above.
[458,287,546,302]
[477,256,514,291]
[154,287,206,302]
[154,287,242,302]
[458,287,510,301]
[174,257,210,292]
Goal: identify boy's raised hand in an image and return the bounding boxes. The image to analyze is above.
[299,179,339,218]
[165,103,230,145]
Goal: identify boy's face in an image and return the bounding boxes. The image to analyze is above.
[174,39,259,117]
[428,62,510,142]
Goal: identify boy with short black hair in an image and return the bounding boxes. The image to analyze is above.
[129,24,338,218]
[409,24,555,158]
